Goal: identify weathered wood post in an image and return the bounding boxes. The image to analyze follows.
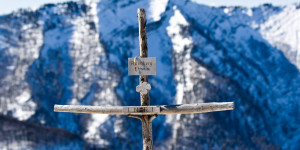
[138,8,153,150]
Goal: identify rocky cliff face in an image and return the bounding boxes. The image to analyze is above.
[0,0,299,149]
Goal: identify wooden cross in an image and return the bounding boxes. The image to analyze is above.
[54,8,234,150]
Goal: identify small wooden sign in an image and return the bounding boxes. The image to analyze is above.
[123,106,160,113]
[128,57,156,75]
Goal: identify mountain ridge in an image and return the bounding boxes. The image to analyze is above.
[0,0,299,149]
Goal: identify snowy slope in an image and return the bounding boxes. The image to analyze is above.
[0,0,299,149]
[221,4,300,69]
[257,4,300,69]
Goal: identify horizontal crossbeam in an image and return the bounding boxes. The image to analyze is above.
[54,102,234,115]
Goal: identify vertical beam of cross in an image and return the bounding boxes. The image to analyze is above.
[138,8,149,106]
[137,8,154,150]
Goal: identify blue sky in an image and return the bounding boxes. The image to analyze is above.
[0,0,79,15]
[0,0,299,15]
[193,0,300,7]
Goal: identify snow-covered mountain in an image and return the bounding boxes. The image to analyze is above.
[0,0,299,149]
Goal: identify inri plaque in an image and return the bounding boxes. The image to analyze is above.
[123,106,160,114]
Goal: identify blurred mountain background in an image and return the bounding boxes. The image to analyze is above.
[0,0,299,149]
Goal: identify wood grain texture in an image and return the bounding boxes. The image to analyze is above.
[54,102,234,115]
[138,8,150,106]
[138,8,153,150]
